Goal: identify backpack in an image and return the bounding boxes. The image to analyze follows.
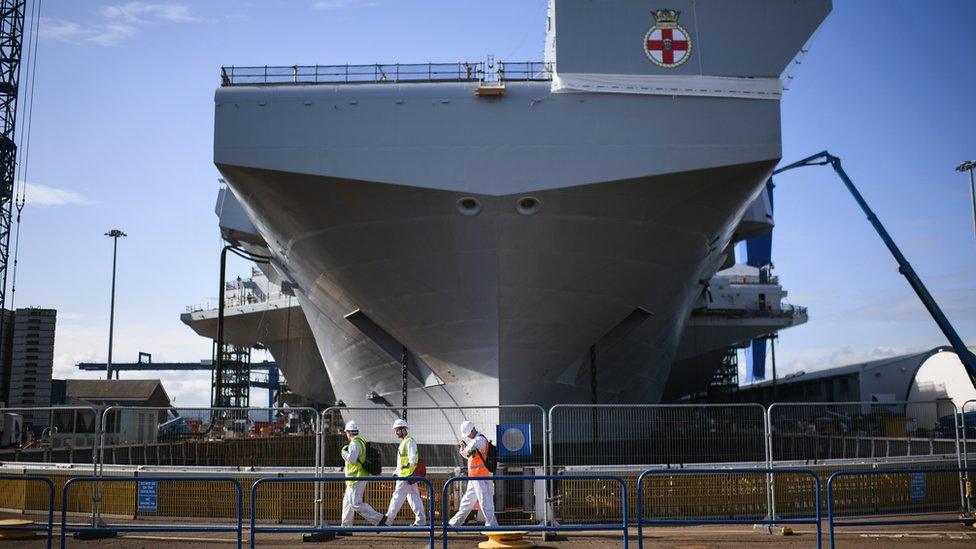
[361,440,382,476]
[475,436,498,474]
[485,439,498,473]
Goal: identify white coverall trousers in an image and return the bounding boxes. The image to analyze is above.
[385,479,426,525]
[341,480,384,526]
[448,479,497,526]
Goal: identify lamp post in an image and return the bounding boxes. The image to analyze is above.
[105,229,126,380]
[957,160,976,245]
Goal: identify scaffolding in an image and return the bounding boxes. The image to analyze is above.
[211,343,251,409]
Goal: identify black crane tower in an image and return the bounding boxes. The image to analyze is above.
[0,1,25,351]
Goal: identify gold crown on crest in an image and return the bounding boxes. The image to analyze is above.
[652,9,681,28]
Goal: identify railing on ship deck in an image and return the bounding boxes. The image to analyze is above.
[219,61,552,86]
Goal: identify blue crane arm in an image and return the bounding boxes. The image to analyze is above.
[774,151,976,387]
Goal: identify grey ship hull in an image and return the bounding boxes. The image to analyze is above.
[216,81,780,410]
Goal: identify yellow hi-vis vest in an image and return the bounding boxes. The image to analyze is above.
[397,434,418,477]
[344,436,367,486]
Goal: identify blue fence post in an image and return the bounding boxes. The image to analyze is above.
[637,470,647,549]
[249,479,257,549]
[813,473,823,549]
[441,478,449,549]
[44,477,55,549]
[234,478,243,549]
[827,472,837,549]
[621,477,629,549]
[428,477,436,549]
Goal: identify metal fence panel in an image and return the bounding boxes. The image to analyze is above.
[251,476,436,548]
[97,407,319,469]
[826,467,976,549]
[636,468,822,549]
[0,475,55,549]
[440,474,628,548]
[94,406,319,527]
[0,406,100,529]
[0,407,99,465]
[549,404,767,467]
[767,401,960,464]
[60,476,243,549]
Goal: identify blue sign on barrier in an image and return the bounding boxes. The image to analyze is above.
[138,481,158,512]
[909,472,925,502]
[496,423,531,457]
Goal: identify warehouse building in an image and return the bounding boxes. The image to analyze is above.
[726,346,976,416]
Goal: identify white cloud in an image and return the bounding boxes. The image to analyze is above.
[86,23,138,46]
[40,18,136,46]
[102,2,201,24]
[40,3,200,47]
[24,182,93,206]
[39,18,84,42]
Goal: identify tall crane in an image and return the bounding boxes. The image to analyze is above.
[0,0,26,350]
[774,151,976,388]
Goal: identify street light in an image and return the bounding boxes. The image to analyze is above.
[105,229,126,380]
[957,160,976,245]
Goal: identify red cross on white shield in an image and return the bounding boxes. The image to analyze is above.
[645,27,690,66]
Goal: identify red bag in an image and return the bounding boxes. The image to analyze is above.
[408,458,427,484]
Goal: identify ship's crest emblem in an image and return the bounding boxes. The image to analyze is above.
[644,9,692,68]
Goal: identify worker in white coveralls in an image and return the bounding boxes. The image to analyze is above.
[340,421,386,532]
[448,420,498,527]
[384,418,426,526]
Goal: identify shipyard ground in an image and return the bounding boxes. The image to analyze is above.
[3,523,975,547]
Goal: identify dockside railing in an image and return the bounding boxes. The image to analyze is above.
[219,61,552,86]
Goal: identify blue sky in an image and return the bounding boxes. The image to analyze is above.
[13,1,975,405]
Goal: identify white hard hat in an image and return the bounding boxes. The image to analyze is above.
[344,420,359,432]
[392,419,408,429]
[459,420,476,436]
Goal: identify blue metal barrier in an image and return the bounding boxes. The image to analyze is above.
[441,474,629,549]
[827,467,976,549]
[250,475,436,548]
[60,476,243,549]
[637,468,822,549]
[0,475,55,549]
